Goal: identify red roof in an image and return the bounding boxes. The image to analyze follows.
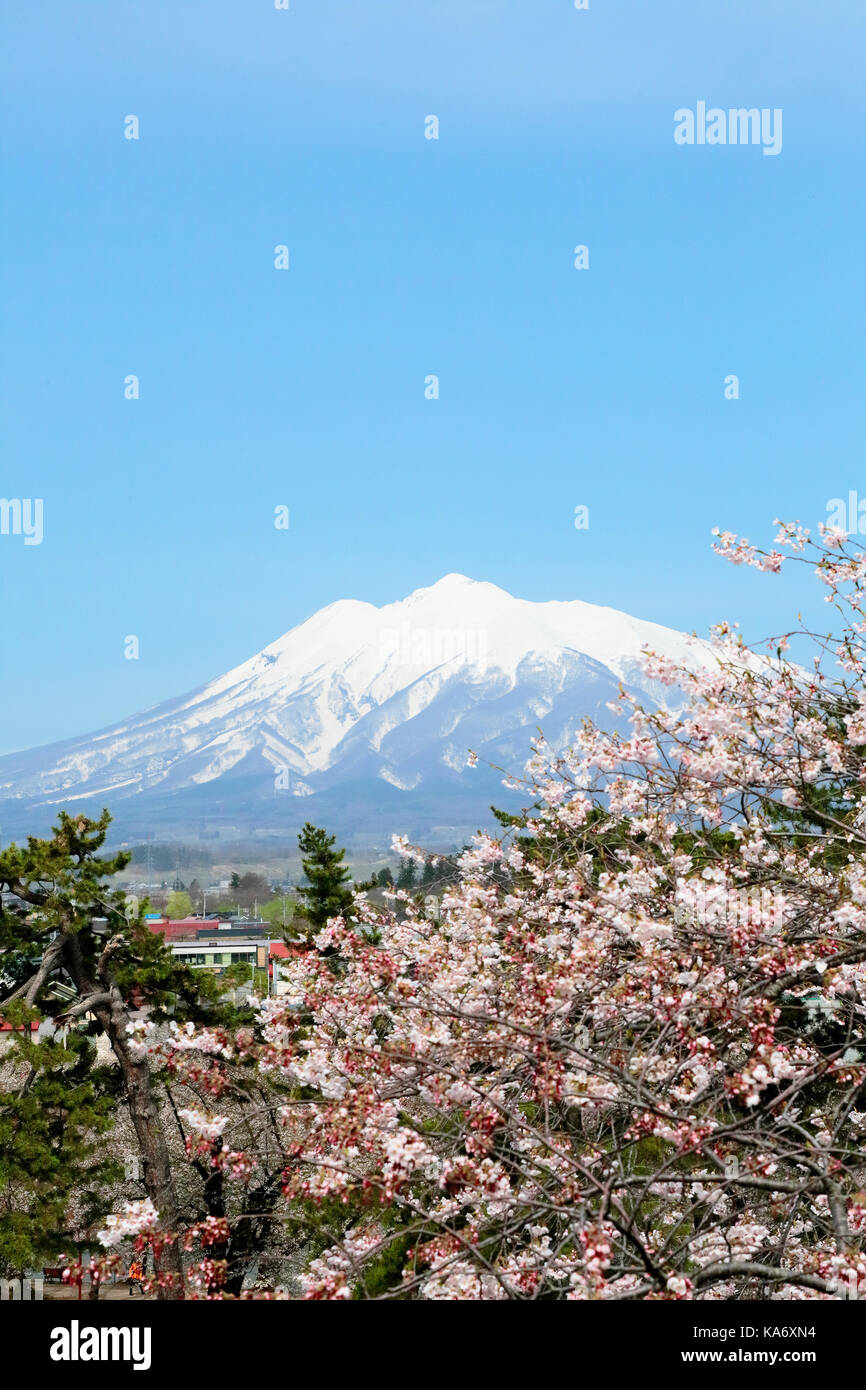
[147,919,201,940]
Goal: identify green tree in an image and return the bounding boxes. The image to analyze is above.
[164,890,193,920]
[0,1013,119,1276]
[0,811,231,1298]
[396,858,416,889]
[295,824,353,935]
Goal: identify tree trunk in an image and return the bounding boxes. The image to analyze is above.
[65,936,186,1300]
[102,1005,186,1299]
[222,1177,283,1297]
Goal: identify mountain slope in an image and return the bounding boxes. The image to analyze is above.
[0,576,706,848]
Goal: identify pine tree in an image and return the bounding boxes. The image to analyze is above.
[396,858,416,889]
[295,824,353,935]
[0,1015,119,1277]
[0,810,230,1297]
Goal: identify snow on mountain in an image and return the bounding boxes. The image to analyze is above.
[0,576,709,848]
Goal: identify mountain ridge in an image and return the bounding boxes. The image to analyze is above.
[0,576,706,848]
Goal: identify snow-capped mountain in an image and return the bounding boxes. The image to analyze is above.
[0,576,705,850]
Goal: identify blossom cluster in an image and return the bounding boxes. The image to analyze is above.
[148,522,866,1299]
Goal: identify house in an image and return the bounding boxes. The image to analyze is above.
[169,936,271,977]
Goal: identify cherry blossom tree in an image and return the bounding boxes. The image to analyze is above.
[130,519,866,1298]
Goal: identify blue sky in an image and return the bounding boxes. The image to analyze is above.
[1,0,865,753]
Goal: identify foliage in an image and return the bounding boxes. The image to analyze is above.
[294,824,353,936]
[0,812,234,1294]
[396,858,416,889]
[0,1014,119,1274]
[165,890,194,920]
[146,518,866,1298]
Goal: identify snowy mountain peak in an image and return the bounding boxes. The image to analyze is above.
[0,577,704,847]
[415,572,507,597]
[422,572,480,589]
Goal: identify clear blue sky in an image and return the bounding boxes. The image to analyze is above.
[1,0,865,753]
